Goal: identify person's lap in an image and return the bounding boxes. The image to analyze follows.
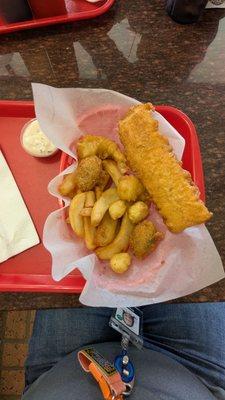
[25,307,120,385]
[25,303,225,397]
[142,303,225,397]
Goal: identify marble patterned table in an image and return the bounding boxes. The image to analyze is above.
[0,0,224,309]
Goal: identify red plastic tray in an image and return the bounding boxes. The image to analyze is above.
[0,100,85,292]
[0,0,115,35]
[0,101,205,293]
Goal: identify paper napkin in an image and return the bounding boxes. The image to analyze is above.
[0,151,39,263]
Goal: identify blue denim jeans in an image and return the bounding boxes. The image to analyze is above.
[25,303,225,398]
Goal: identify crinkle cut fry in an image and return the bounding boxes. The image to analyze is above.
[119,103,212,233]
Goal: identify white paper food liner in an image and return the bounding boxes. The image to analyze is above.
[33,84,224,307]
[206,1,225,8]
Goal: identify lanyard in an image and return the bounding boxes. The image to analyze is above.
[78,348,125,400]
[78,307,143,399]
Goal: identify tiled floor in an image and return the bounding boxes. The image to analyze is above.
[0,310,36,400]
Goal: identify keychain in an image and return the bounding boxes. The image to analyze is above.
[110,307,143,397]
[78,307,143,399]
[114,337,135,396]
[78,347,125,400]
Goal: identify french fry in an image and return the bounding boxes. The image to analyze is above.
[91,188,119,227]
[95,186,102,200]
[85,191,95,208]
[95,213,134,260]
[58,171,77,197]
[109,200,126,220]
[80,207,93,217]
[84,217,96,250]
[69,192,86,238]
[95,212,118,247]
[102,160,122,186]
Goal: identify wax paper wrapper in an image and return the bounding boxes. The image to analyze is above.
[32,84,224,307]
[206,1,225,8]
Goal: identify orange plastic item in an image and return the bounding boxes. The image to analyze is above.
[90,363,124,400]
[78,348,125,399]
[89,363,112,400]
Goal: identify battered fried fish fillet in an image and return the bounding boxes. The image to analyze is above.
[119,103,212,233]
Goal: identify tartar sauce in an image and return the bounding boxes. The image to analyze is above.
[21,119,57,157]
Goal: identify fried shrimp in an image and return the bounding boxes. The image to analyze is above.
[77,135,127,173]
